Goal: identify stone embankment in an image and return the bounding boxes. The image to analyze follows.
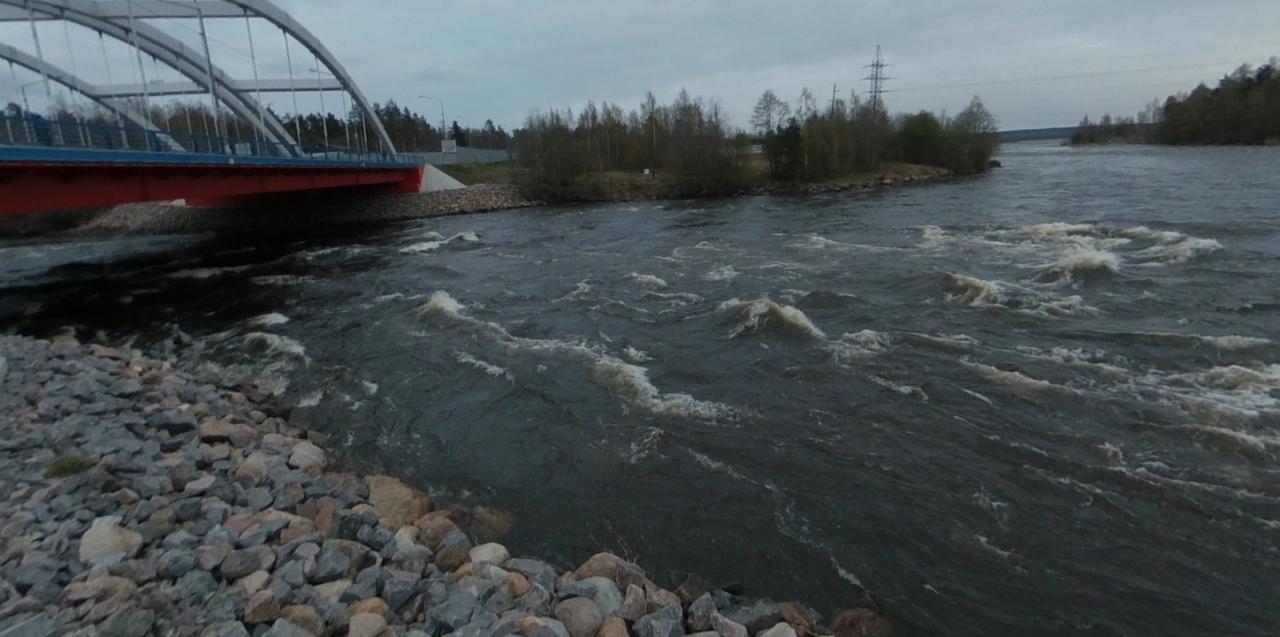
[751,166,953,196]
[0,334,891,637]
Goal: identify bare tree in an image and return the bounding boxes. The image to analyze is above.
[750,90,790,135]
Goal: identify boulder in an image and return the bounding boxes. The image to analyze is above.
[470,542,511,567]
[634,605,684,637]
[555,597,604,637]
[288,442,326,472]
[263,619,317,637]
[199,419,257,446]
[687,593,716,632]
[434,530,472,572]
[831,609,892,637]
[712,613,748,637]
[79,516,144,565]
[619,584,647,622]
[574,553,645,589]
[348,613,388,637]
[725,600,783,635]
[759,623,797,637]
[367,475,432,528]
[279,605,324,636]
[596,617,628,637]
[244,590,281,624]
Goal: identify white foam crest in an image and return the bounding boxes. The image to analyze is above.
[251,274,316,286]
[1197,335,1272,350]
[868,375,929,400]
[247,312,289,327]
[297,390,323,407]
[419,291,735,421]
[642,291,702,307]
[1134,237,1223,264]
[626,427,663,464]
[788,234,849,250]
[243,332,308,361]
[843,330,892,352]
[454,351,515,382]
[945,273,1003,305]
[718,298,826,339]
[554,281,592,303]
[964,361,1072,394]
[960,387,995,407]
[623,346,652,363]
[400,241,442,254]
[170,265,252,279]
[944,273,1098,317]
[1043,247,1121,284]
[704,265,740,281]
[1118,225,1185,243]
[686,448,754,484]
[624,273,668,289]
[1192,364,1280,390]
[400,230,480,254]
[360,381,379,395]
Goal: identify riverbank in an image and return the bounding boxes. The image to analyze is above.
[0,332,892,637]
[0,163,957,239]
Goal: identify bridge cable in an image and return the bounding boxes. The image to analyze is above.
[24,0,56,144]
[281,28,300,147]
[194,0,221,143]
[60,15,87,145]
[313,53,328,147]
[243,11,265,145]
[124,0,155,130]
[339,88,350,149]
[97,32,127,143]
[151,55,170,132]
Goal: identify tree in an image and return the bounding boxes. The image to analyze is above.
[898,111,948,166]
[750,90,790,135]
[946,96,1000,172]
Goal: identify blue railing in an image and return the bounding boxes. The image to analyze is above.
[0,113,414,165]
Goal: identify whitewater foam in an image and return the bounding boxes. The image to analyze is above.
[418,291,736,421]
[247,313,290,327]
[625,273,668,289]
[704,265,740,281]
[454,351,515,382]
[243,332,308,361]
[718,298,827,339]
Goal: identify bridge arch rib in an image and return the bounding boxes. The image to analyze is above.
[0,0,300,151]
[0,0,397,155]
[0,42,168,139]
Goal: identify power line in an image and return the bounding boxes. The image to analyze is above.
[863,44,890,113]
[891,61,1243,93]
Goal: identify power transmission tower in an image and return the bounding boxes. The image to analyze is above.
[863,45,890,114]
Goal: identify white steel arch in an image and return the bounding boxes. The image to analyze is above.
[0,0,299,148]
[0,0,398,154]
[0,41,164,134]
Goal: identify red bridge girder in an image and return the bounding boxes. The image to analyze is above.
[0,161,425,215]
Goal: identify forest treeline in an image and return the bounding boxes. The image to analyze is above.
[1073,59,1280,145]
[2,98,511,152]
[511,88,999,200]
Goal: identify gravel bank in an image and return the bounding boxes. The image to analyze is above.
[0,334,892,637]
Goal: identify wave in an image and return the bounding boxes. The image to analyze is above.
[1132,237,1222,265]
[1198,335,1272,350]
[247,312,289,327]
[623,346,652,363]
[170,265,253,279]
[554,281,592,303]
[964,361,1073,394]
[786,233,896,252]
[717,297,827,339]
[1041,248,1121,284]
[400,231,480,254]
[704,265,740,281]
[242,332,308,361]
[921,222,1222,272]
[417,291,736,421]
[454,351,514,382]
[251,274,316,286]
[625,273,669,289]
[944,273,1099,317]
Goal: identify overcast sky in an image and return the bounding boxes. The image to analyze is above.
[2,1,1279,132]
[270,0,1280,131]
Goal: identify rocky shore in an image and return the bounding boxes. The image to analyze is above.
[0,333,891,637]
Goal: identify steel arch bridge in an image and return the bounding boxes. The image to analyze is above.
[0,0,447,214]
[0,0,394,153]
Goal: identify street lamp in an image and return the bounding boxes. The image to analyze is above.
[419,95,446,144]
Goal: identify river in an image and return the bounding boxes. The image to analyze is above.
[2,141,1278,636]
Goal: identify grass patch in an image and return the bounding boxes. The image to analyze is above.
[436,162,517,186]
[45,455,96,478]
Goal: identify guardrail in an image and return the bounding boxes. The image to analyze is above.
[0,114,415,165]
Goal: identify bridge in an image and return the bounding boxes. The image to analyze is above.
[0,0,439,214]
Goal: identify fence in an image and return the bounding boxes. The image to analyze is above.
[401,147,511,166]
[0,113,414,165]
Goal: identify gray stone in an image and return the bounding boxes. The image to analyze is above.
[78,516,143,565]
[634,605,684,637]
[757,623,797,637]
[200,622,251,637]
[433,530,472,572]
[347,613,387,637]
[428,585,479,630]
[524,617,572,637]
[504,558,556,593]
[619,584,647,622]
[711,613,749,637]
[98,606,155,637]
[221,546,275,581]
[725,600,782,636]
[0,614,58,637]
[310,546,351,584]
[381,572,421,611]
[561,577,622,618]
[174,569,220,601]
[688,593,716,632]
[157,549,198,580]
[287,442,326,471]
[554,597,604,637]
[468,542,510,567]
[514,584,552,616]
[261,619,314,637]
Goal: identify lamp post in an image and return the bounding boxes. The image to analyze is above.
[419,95,445,145]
